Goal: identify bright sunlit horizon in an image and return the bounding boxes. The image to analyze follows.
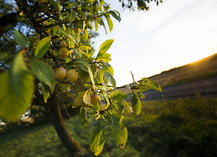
[93,0,217,87]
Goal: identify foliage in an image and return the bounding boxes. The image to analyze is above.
[0,0,161,155]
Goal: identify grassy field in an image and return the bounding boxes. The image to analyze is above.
[1,97,217,157]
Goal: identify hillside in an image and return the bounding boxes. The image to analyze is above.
[117,53,217,93]
[148,53,217,87]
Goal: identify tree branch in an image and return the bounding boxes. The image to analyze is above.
[0,12,19,36]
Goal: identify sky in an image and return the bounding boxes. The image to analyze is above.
[93,0,217,87]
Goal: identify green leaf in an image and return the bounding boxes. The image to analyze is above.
[139,91,145,99]
[95,70,101,83]
[131,92,141,115]
[79,46,91,53]
[100,19,107,34]
[77,60,88,72]
[57,2,63,20]
[105,16,113,32]
[107,66,114,75]
[77,10,86,18]
[116,102,125,113]
[70,7,76,22]
[103,71,116,89]
[76,28,81,44]
[88,67,95,89]
[111,91,128,103]
[101,62,113,75]
[30,60,55,92]
[83,89,91,105]
[0,53,34,122]
[76,59,95,88]
[109,10,121,22]
[79,107,88,126]
[84,29,89,40]
[130,71,135,83]
[103,4,109,12]
[100,61,111,68]
[100,0,104,7]
[83,6,92,12]
[41,82,51,103]
[35,37,51,59]
[71,1,78,7]
[140,78,162,92]
[90,122,105,156]
[55,26,76,43]
[95,19,99,32]
[97,39,114,57]
[122,100,131,113]
[13,30,28,48]
[96,53,111,63]
[111,114,128,148]
[63,24,66,31]
[74,91,85,107]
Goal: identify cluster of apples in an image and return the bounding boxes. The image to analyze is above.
[54,67,78,82]
[58,40,71,59]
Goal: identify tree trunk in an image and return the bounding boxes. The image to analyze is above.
[59,102,71,120]
[48,93,84,155]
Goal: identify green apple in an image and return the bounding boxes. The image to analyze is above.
[58,47,69,59]
[66,69,78,82]
[59,40,68,48]
[54,67,66,80]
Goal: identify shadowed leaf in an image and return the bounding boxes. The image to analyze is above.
[0,53,34,122]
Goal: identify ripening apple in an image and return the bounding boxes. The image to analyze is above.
[54,67,66,80]
[58,47,69,59]
[37,0,44,3]
[91,95,101,106]
[66,69,78,82]
[59,40,68,48]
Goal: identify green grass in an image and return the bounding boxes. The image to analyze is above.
[125,98,217,157]
[1,98,217,157]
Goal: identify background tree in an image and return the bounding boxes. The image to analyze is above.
[0,0,162,156]
[119,0,163,10]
